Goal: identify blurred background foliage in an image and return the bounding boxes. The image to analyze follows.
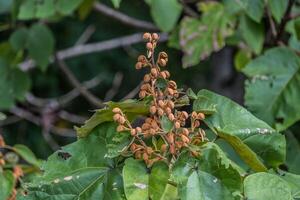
[0,0,300,175]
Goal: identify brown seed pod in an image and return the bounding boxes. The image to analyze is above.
[158,100,165,107]
[139,90,146,98]
[182,128,189,136]
[170,144,176,154]
[113,113,121,122]
[149,128,156,135]
[112,107,121,113]
[0,159,5,166]
[191,151,200,157]
[142,123,151,130]
[152,33,159,40]
[168,81,177,89]
[135,62,142,70]
[146,42,153,50]
[181,134,190,143]
[151,68,158,77]
[175,121,181,129]
[164,71,170,78]
[117,125,125,132]
[150,106,157,114]
[135,151,142,159]
[159,51,168,60]
[119,117,126,124]
[0,135,5,147]
[130,129,137,136]
[168,113,175,121]
[146,147,154,154]
[13,165,24,179]
[191,111,198,119]
[160,71,167,79]
[165,107,172,114]
[167,88,174,96]
[143,152,149,160]
[182,111,189,119]
[161,144,167,152]
[136,127,142,133]
[144,74,151,82]
[167,101,175,109]
[130,143,137,152]
[167,133,174,144]
[158,59,167,67]
[198,113,205,120]
[143,32,151,40]
[138,55,147,62]
[194,120,200,127]
[157,108,164,116]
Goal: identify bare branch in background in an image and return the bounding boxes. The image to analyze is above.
[0,116,21,127]
[180,0,199,18]
[19,33,168,71]
[75,25,96,45]
[104,72,124,101]
[58,110,87,124]
[121,81,143,100]
[56,57,104,108]
[93,2,159,31]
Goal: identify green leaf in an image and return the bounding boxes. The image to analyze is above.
[277,170,300,198]
[285,132,300,174]
[179,2,235,68]
[75,100,149,138]
[78,0,95,19]
[239,0,264,23]
[239,15,264,54]
[244,172,293,200]
[123,158,148,200]
[150,0,182,32]
[186,88,197,100]
[22,123,125,199]
[194,89,286,170]
[0,59,31,109]
[18,0,36,20]
[161,115,173,132]
[243,47,300,131]
[36,0,56,18]
[9,27,29,51]
[111,0,122,8]
[234,49,251,71]
[179,170,234,200]
[55,0,83,15]
[268,0,288,23]
[0,171,15,200]
[149,162,170,200]
[192,95,217,114]
[27,24,54,71]
[13,144,41,167]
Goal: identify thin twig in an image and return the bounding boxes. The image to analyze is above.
[55,57,103,108]
[20,33,168,71]
[58,110,87,124]
[121,81,143,100]
[0,116,21,127]
[266,3,277,38]
[93,2,159,31]
[42,128,60,151]
[180,0,199,17]
[75,25,96,45]
[104,72,124,101]
[276,0,295,42]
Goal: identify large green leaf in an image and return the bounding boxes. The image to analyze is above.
[75,100,149,138]
[268,0,288,23]
[243,47,300,131]
[13,144,42,167]
[239,15,264,54]
[55,0,83,15]
[277,170,300,199]
[193,89,285,171]
[0,112,6,120]
[239,0,264,23]
[22,123,125,200]
[27,24,54,71]
[179,2,235,68]
[0,171,15,200]
[179,170,234,200]
[0,59,31,109]
[149,162,170,200]
[285,132,300,175]
[123,158,149,200]
[244,172,293,200]
[150,0,182,32]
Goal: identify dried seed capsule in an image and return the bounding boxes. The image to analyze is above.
[175,141,183,149]
[157,108,164,116]
[0,135,5,147]
[139,90,146,98]
[158,100,164,107]
[167,101,175,109]
[198,113,205,120]
[151,121,158,129]
[160,51,168,59]
[141,84,150,90]
[161,144,167,152]
[158,59,166,67]
[117,125,125,132]
[143,152,149,160]
[135,62,142,69]
[151,68,158,77]
[167,88,174,95]
[191,151,200,157]
[143,32,151,40]
[138,55,147,62]
[170,144,176,154]
[164,71,170,78]
[144,74,151,82]
[168,113,175,121]
[130,143,137,151]
[142,123,151,130]
[182,111,189,119]
[130,129,137,136]
[135,151,142,159]
[136,127,142,133]
[146,147,154,154]
[165,107,172,114]
[112,107,121,113]
[152,33,159,40]
[175,121,181,129]
[194,120,200,127]
[150,106,157,114]
[0,159,5,166]
[149,128,156,135]
[192,111,198,119]
[146,42,153,50]
[167,133,174,144]
[182,128,189,136]
[119,117,126,124]
[145,118,152,123]
[113,113,121,122]
[181,134,190,143]
[169,80,177,89]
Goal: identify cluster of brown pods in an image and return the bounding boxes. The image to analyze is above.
[113,33,206,166]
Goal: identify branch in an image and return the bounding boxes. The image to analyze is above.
[93,2,159,31]
[58,110,87,124]
[276,0,295,42]
[104,72,124,101]
[121,81,143,100]
[55,57,104,108]
[180,0,199,18]
[20,33,168,71]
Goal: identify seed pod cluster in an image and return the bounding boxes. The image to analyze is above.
[112,33,207,166]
